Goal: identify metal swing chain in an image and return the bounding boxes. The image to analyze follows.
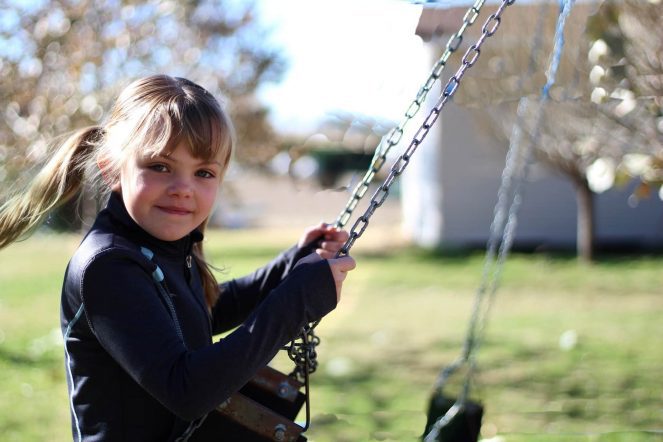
[284,0,493,396]
[338,0,516,258]
[424,1,575,440]
[286,0,514,389]
[286,323,320,381]
[285,0,515,396]
[422,97,532,441]
[334,0,488,230]
[284,1,517,433]
[456,0,556,372]
[464,0,576,365]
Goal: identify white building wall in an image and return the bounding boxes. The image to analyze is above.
[438,103,580,249]
[402,47,663,250]
[400,71,445,248]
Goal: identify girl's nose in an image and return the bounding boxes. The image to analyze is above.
[167,176,193,198]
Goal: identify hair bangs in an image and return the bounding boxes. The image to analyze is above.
[143,97,234,171]
[180,102,233,167]
[107,75,234,177]
[128,107,182,160]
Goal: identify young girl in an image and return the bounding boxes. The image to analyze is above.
[0,75,356,441]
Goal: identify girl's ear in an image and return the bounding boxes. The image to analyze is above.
[97,155,120,191]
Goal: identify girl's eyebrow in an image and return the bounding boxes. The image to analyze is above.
[197,159,223,168]
[156,154,221,167]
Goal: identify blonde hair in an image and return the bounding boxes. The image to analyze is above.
[0,75,234,307]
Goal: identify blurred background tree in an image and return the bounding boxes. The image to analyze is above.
[454,0,662,262]
[0,0,286,228]
[586,0,663,199]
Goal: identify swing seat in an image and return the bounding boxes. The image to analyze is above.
[238,365,307,421]
[191,366,307,441]
[192,392,306,441]
[422,392,483,442]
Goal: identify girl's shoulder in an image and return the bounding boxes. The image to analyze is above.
[61,224,159,318]
[67,225,152,284]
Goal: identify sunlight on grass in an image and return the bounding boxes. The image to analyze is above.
[0,228,661,441]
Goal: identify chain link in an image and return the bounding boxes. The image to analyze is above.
[283,322,319,431]
[338,0,515,258]
[334,0,488,229]
[287,1,493,395]
[285,322,320,381]
[464,0,575,368]
[285,0,493,389]
[285,0,513,424]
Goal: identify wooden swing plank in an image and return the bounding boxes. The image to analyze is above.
[240,366,306,420]
[209,392,305,441]
[190,366,307,441]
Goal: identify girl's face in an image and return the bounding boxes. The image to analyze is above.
[116,142,223,241]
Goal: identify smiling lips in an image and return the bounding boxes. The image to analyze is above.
[157,206,193,216]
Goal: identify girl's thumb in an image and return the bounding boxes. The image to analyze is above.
[330,255,356,272]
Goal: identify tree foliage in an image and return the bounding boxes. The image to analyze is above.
[0,0,286,189]
[586,0,663,198]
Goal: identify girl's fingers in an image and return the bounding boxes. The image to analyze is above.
[328,255,356,302]
[328,255,356,273]
[319,240,345,251]
[315,249,336,260]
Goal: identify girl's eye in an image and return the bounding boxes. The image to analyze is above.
[196,170,216,179]
[148,164,169,173]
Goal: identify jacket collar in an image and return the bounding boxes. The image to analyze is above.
[105,192,204,258]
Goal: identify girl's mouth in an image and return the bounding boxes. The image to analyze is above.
[157,206,192,215]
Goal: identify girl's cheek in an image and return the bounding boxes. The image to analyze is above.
[205,186,220,202]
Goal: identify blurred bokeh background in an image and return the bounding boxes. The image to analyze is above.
[0,0,661,441]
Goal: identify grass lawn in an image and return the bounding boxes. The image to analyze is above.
[0,228,661,441]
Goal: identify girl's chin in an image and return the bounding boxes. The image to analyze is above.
[147,227,190,242]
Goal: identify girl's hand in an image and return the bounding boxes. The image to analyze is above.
[328,255,356,303]
[298,222,350,259]
[295,253,356,303]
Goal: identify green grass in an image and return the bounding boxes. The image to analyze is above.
[0,229,661,441]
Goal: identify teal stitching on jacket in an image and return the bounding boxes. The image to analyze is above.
[64,304,85,442]
[140,247,165,282]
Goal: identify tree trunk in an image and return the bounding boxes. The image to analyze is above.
[576,180,595,263]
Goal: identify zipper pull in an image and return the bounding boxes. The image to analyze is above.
[186,255,192,268]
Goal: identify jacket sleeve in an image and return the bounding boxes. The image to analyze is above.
[211,242,317,334]
[80,250,336,421]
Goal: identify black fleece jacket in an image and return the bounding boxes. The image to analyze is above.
[60,192,337,441]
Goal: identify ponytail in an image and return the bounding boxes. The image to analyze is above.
[0,127,102,250]
[1,75,234,305]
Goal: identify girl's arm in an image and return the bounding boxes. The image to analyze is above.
[211,223,348,333]
[211,242,313,333]
[73,251,337,421]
